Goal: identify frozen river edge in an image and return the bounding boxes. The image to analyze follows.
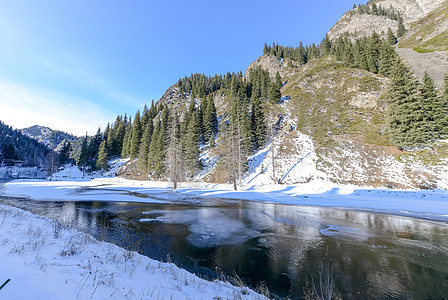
[4,178,448,223]
[0,201,267,300]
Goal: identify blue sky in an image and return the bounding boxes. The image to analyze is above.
[0,0,366,136]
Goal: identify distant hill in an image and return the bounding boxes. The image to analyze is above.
[0,121,50,167]
[21,125,78,151]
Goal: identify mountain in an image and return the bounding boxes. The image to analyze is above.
[0,121,49,167]
[328,0,448,88]
[398,0,448,52]
[106,0,448,190]
[21,125,78,151]
[328,0,446,40]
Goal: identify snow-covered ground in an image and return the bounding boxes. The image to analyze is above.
[3,177,448,222]
[2,153,448,299]
[0,203,266,300]
[50,158,128,181]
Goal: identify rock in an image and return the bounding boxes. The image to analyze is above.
[329,13,398,40]
[243,54,296,80]
[328,0,446,40]
[397,48,448,88]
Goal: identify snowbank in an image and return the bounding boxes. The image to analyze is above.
[0,166,47,179]
[0,203,266,300]
[50,158,128,181]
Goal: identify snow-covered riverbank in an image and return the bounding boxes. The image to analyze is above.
[2,177,448,299]
[3,178,448,222]
[0,203,266,300]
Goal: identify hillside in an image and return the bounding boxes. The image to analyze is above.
[115,50,448,189]
[328,0,448,88]
[398,0,448,52]
[328,0,446,40]
[21,125,78,151]
[106,0,448,190]
[236,57,447,189]
[0,121,49,167]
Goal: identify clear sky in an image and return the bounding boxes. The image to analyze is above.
[0,0,366,136]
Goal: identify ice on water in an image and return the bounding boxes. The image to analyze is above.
[142,208,261,247]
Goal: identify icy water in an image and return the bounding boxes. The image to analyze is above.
[1,191,448,299]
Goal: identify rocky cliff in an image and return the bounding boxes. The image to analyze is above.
[244,54,296,80]
[328,0,446,40]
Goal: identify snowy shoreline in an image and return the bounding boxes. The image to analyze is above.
[0,203,266,300]
[3,177,448,223]
[2,177,448,299]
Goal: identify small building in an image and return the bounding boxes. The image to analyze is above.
[1,159,26,167]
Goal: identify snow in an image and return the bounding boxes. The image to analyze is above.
[50,158,128,181]
[0,203,266,300]
[3,177,448,222]
[3,161,448,298]
[0,166,47,179]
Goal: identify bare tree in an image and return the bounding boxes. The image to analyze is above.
[268,112,280,184]
[46,151,59,181]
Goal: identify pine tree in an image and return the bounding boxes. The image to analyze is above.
[141,104,150,127]
[203,95,215,142]
[167,110,184,188]
[210,132,215,148]
[96,140,109,173]
[366,32,381,73]
[421,72,448,139]
[439,73,448,137]
[184,111,201,177]
[88,128,103,170]
[298,42,306,65]
[263,42,269,55]
[387,28,397,45]
[147,121,166,178]
[372,3,378,15]
[386,58,421,148]
[130,111,142,159]
[138,121,152,172]
[77,135,90,172]
[397,16,406,38]
[112,115,126,157]
[320,35,331,56]
[378,42,397,76]
[268,72,282,104]
[58,141,72,165]
[121,117,132,158]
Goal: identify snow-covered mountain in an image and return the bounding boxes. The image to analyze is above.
[21,125,78,151]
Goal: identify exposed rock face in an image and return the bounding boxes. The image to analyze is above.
[397,48,448,88]
[376,0,445,23]
[328,0,446,40]
[328,13,398,40]
[243,54,296,80]
[398,0,448,51]
[158,85,182,107]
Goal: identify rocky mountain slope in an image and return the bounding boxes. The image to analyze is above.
[398,0,448,51]
[119,0,448,189]
[21,125,78,151]
[329,0,448,88]
[329,0,446,40]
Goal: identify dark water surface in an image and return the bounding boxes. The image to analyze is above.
[1,188,448,299]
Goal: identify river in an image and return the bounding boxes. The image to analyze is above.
[1,183,447,299]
